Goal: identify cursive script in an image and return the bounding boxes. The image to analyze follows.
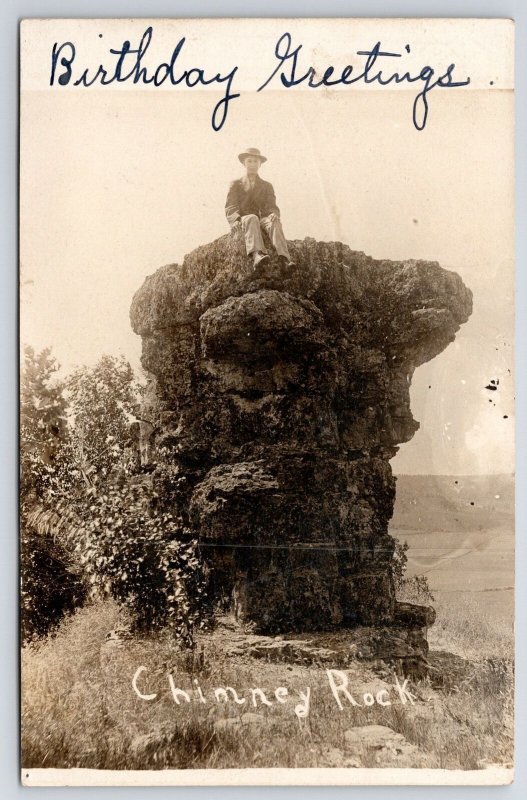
[50,26,239,132]
[258,33,471,131]
[49,27,471,133]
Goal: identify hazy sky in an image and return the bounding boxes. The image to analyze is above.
[20,87,514,475]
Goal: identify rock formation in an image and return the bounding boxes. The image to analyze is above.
[130,231,472,638]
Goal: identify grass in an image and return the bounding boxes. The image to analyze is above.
[21,590,514,772]
[428,591,514,660]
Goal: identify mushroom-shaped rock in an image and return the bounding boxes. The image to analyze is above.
[130,234,472,635]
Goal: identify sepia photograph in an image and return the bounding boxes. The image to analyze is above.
[19,17,514,786]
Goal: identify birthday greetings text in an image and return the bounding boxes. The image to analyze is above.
[49,26,471,132]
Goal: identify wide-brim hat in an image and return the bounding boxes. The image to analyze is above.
[238,147,267,164]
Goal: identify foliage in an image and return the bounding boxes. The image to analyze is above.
[20,527,87,643]
[20,350,211,648]
[60,357,209,646]
[393,538,435,604]
[20,348,210,647]
[29,470,211,648]
[20,346,85,641]
[66,355,141,478]
[20,345,68,452]
[20,346,71,500]
[392,538,409,586]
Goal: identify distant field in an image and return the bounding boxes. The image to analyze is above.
[391,474,514,628]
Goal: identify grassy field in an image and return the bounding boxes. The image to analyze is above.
[21,474,515,772]
[21,595,514,771]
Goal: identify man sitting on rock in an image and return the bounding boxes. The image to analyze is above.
[225,147,296,271]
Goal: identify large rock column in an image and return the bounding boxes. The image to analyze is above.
[130,233,472,634]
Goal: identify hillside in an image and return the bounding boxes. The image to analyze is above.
[391,474,514,626]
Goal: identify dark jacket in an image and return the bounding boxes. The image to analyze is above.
[225,174,280,226]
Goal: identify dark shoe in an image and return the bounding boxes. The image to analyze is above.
[253,251,269,269]
[279,254,296,268]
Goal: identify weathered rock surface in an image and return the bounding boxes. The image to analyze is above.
[226,626,432,679]
[343,725,423,765]
[130,232,472,636]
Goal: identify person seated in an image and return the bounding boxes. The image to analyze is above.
[225,147,296,270]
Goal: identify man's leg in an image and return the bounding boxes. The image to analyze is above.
[241,214,267,255]
[260,215,292,260]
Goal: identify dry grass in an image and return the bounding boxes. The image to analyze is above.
[21,594,514,771]
[428,592,514,660]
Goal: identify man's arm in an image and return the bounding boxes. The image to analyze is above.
[263,181,280,219]
[225,180,242,226]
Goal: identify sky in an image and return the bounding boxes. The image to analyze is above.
[20,87,514,475]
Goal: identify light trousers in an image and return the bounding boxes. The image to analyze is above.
[241,213,291,259]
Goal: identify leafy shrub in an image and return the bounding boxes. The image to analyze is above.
[392,538,435,604]
[21,527,87,642]
[20,346,86,641]
[66,355,142,477]
[43,472,211,647]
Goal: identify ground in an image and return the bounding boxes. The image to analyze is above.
[21,593,513,771]
[21,474,514,772]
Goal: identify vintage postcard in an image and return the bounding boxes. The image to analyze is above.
[20,17,514,786]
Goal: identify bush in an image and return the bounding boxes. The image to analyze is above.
[20,346,86,641]
[393,538,435,604]
[21,527,87,643]
[51,472,211,648]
